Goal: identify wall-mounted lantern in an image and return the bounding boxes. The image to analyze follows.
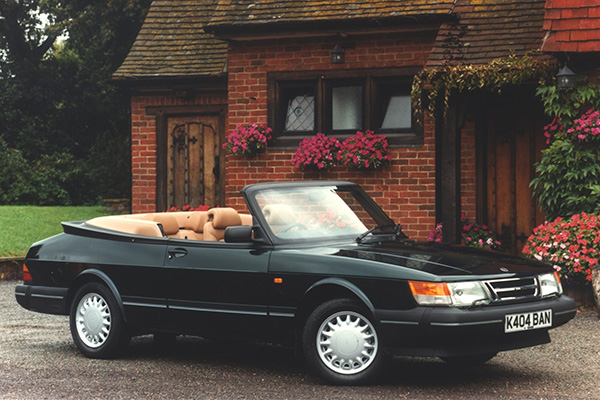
[556,65,576,89]
[331,44,345,64]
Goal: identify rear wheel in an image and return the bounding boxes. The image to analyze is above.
[302,299,385,385]
[70,282,130,359]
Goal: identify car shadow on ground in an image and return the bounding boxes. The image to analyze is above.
[120,334,548,388]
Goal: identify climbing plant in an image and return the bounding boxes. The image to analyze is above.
[412,52,553,124]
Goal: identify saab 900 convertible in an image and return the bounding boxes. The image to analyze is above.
[15,181,576,385]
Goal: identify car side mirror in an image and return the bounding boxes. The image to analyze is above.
[224,225,253,243]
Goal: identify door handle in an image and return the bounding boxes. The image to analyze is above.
[168,248,188,259]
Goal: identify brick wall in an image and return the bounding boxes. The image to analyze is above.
[224,32,457,240]
[129,31,481,240]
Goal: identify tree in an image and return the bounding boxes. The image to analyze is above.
[0,0,151,204]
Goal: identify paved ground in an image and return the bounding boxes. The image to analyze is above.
[1,280,599,400]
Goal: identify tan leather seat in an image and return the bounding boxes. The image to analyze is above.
[239,214,253,226]
[262,204,295,233]
[145,213,180,237]
[204,208,242,241]
[177,212,208,240]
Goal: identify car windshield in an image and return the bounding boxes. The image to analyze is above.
[252,184,393,241]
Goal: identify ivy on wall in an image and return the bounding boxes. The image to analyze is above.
[411,52,554,124]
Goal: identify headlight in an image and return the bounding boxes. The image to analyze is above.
[538,271,562,297]
[409,280,491,307]
[447,281,492,307]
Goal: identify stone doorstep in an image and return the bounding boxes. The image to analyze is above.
[0,257,24,281]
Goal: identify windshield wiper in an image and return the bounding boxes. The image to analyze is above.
[356,224,408,243]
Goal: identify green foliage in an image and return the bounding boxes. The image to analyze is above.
[532,77,600,219]
[0,205,106,257]
[531,139,600,220]
[412,52,553,124]
[536,80,600,119]
[0,139,82,205]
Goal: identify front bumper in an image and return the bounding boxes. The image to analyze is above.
[15,284,69,315]
[375,295,577,357]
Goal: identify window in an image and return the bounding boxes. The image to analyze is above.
[268,69,422,148]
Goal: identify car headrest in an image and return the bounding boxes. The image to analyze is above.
[208,207,242,229]
[148,213,180,236]
[262,204,296,225]
[184,212,209,232]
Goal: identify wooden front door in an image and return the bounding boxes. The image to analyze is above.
[166,115,222,209]
[479,93,547,254]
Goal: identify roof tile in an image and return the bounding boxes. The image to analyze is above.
[541,0,600,52]
[428,0,549,67]
[114,0,227,80]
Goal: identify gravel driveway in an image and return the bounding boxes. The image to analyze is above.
[1,281,599,399]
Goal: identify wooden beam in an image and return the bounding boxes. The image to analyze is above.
[440,100,461,244]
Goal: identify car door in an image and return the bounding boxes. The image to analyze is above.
[163,240,270,338]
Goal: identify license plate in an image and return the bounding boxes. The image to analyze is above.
[505,309,552,333]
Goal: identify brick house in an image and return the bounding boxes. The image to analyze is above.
[113,0,591,253]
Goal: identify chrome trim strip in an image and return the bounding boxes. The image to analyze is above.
[269,312,295,318]
[430,319,502,327]
[123,301,168,309]
[31,293,64,300]
[169,305,267,316]
[555,308,578,316]
[380,320,419,326]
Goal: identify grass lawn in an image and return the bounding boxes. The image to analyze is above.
[0,206,107,257]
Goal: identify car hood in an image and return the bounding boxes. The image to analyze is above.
[331,240,551,277]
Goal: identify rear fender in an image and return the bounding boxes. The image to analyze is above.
[69,269,128,324]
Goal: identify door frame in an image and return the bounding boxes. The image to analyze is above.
[147,105,227,212]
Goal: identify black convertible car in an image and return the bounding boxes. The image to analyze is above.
[16,181,576,385]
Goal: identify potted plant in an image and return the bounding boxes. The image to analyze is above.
[223,123,272,156]
[428,214,502,250]
[337,130,391,170]
[291,133,340,171]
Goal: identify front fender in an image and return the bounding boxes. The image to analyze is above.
[304,277,375,314]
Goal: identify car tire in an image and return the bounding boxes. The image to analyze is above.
[69,282,130,359]
[439,352,497,365]
[302,298,385,385]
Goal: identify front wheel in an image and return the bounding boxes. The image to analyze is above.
[302,299,385,385]
[70,282,130,359]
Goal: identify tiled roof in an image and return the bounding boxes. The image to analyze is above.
[115,0,555,79]
[206,0,456,31]
[113,0,227,80]
[541,0,600,53]
[428,0,548,67]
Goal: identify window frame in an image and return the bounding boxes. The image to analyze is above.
[267,68,423,149]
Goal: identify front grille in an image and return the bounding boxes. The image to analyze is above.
[485,276,539,303]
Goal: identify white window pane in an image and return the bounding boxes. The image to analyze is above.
[332,86,362,130]
[381,95,412,129]
[285,95,315,131]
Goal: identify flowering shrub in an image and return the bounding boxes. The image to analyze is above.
[291,133,340,170]
[166,204,210,212]
[532,110,600,219]
[337,130,391,170]
[522,213,600,286]
[223,123,272,156]
[428,214,502,250]
[543,109,600,144]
